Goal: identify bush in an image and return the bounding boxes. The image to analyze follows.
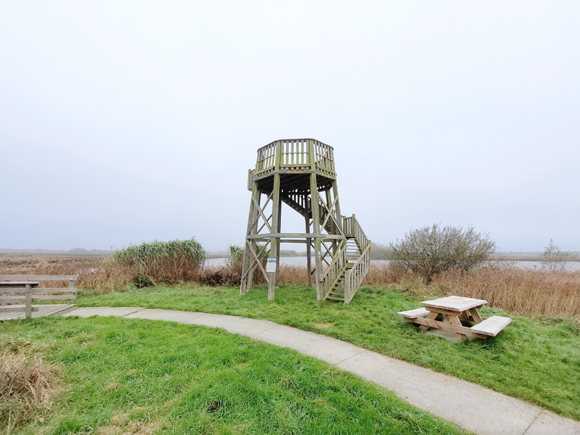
[132,273,155,289]
[541,239,577,272]
[389,224,496,284]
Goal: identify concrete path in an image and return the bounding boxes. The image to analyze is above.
[58,307,580,435]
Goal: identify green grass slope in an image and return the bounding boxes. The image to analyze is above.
[78,284,580,421]
[0,317,465,435]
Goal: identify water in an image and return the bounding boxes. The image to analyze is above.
[205,257,580,271]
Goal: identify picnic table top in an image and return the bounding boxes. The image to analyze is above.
[420,296,488,312]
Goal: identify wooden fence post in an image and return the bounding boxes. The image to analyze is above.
[25,284,32,319]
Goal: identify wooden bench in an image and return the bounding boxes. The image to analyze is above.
[470,316,511,337]
[397,307,430,319]
[0,275,78,320]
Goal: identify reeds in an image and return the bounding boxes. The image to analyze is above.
[110,238,206,283]
[2,253,579,316]
[362,263,580,317]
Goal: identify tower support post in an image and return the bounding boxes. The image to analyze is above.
[305,213,312,288]
[310,172,323,300]
[268,144,282,300]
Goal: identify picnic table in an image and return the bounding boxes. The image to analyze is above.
[397,296,511,340]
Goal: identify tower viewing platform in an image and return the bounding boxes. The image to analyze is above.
[241,138,371,304]
[248,139,337,193]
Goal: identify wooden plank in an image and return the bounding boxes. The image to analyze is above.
[0,275,78,281]
[0,282,40,287]
[470,316,512,337]
[0,296,26,303]
[1,288,77,294]
[397,307,430,319]
[32,304,75,318]
[24,284,32,319]
[421,296,488,312]
[447,315,467,341]
[469,308,483,324]
[425,306,485,317]
[0,306,25,313]
[412,317,479,338]
[420,311,440,332]
[32,295,76,301]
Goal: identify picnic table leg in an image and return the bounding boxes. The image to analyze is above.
[420,311,439,332]
[469,308,483,324]
[448,316,467,341]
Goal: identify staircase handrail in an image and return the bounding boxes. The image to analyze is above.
[344,242,371,304]
[343,215,369,250]
[321,241,348,300]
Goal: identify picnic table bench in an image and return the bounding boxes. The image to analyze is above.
[397,296,511,340]
[0,275,78,320]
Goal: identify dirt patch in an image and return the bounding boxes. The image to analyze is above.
[110,413,129,425]
[97,419,162,435]
[314,323,333,329]
[135,421,162,435]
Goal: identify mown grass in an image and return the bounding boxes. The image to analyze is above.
[0,317,466,435]
[77,284,580,421]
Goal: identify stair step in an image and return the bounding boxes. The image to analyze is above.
[327,296,345,301]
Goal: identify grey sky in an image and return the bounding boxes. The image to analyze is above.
[1,1,579,252]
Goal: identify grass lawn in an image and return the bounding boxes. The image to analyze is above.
[78,284,580,421]
[0,317,466,435]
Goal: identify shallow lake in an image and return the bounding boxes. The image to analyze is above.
[205,257,580,271]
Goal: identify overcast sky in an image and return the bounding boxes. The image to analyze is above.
[1,1,579,253]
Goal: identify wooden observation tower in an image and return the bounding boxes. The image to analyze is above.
[240,139,371,304]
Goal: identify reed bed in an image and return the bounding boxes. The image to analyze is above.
[434,267,580,316]
[2,254,579,316]
[110,238,205,283]
[362,263,580,317]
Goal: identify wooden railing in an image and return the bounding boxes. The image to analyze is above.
[321,241,348,300]
[312,140,335,176]
[253,139,336,179]
[343,215,369,251]
[0,275,78,319]
[280,139,310,170]
[254,141,277,176]
[344,243,371,304]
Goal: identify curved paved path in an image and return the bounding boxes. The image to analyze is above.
[58,307,580,435]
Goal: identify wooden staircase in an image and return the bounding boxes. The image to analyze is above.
[321,215,371,304]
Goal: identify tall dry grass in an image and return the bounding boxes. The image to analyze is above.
[363,263,580,317]
[0,338,63,431]
[2,254,579,316]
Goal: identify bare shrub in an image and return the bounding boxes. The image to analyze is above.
[541,239,577,272]
[0,339,63,431]
[199,266,238,287]
[390,224,496,284]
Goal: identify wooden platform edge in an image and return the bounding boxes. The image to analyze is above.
[0,304,75,321]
